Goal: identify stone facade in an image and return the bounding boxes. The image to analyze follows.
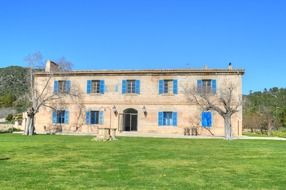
[34,62,244,137]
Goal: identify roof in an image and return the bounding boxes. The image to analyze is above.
[34,68,245,76]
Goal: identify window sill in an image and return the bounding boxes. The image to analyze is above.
[160,93,175,96]
[198,92,216,96]
[124,93,139,96]
[54,92,69,95]
[88,93,103,96]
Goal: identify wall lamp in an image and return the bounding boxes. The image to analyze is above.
[112,105,118,116]
[142,106,147,117]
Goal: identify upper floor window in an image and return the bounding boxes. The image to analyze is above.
[127,80,136,93]
[158,111,177,126]
[164,80,173,93]
[52,110,69,124]
[159,79,178,95]
[54,80,71,94]
[91,80,100,93]
[86,110,104,125]
[87,80,105,94]
[197,79,216,95]
[122,80,140,94]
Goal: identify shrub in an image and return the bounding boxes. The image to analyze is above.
[243,128,286,138]
[6,114,13,122]
[271,129,286,138]
[0,127,21,133]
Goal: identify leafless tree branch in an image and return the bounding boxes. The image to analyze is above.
[184,79,242,140]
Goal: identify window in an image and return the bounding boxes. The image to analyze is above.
[90,111,99,124]
[91,80,100,93]
[122,80,140,94]
[163,112,173,125]
[197,79,216,95]
[54,80,71,94]
[159,80,178,95]
[58,81,66,93]
[164,80,173,94]
[86,111,104,125]
[202,80,212,94]
[52,110,69,124]
[87,80,104,94]
[127,80,136,93]
[158,112,177,126]
[202,111,212,128]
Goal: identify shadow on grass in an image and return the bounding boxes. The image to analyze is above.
[0,157,10,161]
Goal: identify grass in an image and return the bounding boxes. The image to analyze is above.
[0,134,286,190]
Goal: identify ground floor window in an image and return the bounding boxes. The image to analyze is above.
[202,111,212,127]
[52,110,69,124]
[86,111,104,125]
[158,111,177,126]
[90,111,99,124]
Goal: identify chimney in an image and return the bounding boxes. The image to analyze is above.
[45,60,59,73]
[228,62,232,70]
[203,65,208,70]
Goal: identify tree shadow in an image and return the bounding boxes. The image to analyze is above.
[0,157,10,161]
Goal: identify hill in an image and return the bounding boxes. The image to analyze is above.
[243,87,286,131]
[0,66,30,114]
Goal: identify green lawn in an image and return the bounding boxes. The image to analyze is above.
[0,134,286,190]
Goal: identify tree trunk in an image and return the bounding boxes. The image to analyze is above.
[24,108,35,136]
[224,115,232,140]
[24,116,30,135]
[267,119,272,136]
[29,115,35,135]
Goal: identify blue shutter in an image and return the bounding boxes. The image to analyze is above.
[159,80,164,94]
[202,112,206,127]
[135,80,140,94]
[207,112,212,127]
[158,112,163,126]
[172,112,177,126]
[65,80,71,93]
[100,80,105,94]
[86,111,91,124]
[54,80,59,94]
[52,111,57,124]
[99,111,104,124]
[173,80,178,94]
[87,80,91,94]
[197,80,203,93]
[202,112,212,128]
[211,80,217,94]
[64,110,69,124]
[122,80,126,94]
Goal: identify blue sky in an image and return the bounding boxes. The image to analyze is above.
[0,0,286,94]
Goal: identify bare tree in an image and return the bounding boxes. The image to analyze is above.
[243,112,263,133]
[24,52,73,135]
[185,80,242,140]
[58,80,86,133]
[72,88,86,132]
[56,57,73,72]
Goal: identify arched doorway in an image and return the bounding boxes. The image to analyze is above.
[123,108,138,131]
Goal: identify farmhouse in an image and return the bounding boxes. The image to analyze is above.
[33,61,244,137]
